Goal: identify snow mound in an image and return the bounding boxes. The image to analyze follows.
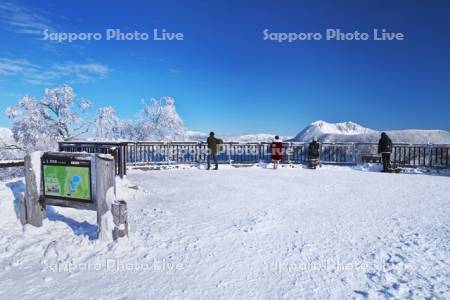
[0,127,15,145]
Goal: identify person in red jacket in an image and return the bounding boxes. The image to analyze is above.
[271,136,283,169]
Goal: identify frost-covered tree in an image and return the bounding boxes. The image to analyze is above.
[94,106,120,140]
[6,85,92,151]
[6,89,187,148]
[117,119,137,140]
[137,96,185,140]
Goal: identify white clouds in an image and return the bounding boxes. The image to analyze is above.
[0,58,111,85]
[168,68,182,74]
[0,2,55,36]
[0,3,110,85]
[0,58,40,75]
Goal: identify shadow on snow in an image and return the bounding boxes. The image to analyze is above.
[6,180,97,240]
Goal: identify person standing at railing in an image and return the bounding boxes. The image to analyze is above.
[308,138,320,169]
[378,132,393,172]
[207,132,222,170]
[271,136,283,169]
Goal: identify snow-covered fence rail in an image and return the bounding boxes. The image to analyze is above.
[0,160,24,168]
[0,160,25,180]
[58,141,450,170]
[0,145,26,179]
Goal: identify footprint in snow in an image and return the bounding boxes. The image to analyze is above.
[353,290,369,298]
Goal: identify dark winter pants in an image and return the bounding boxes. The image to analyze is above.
[207,153,218,169]
[381,152,391,172]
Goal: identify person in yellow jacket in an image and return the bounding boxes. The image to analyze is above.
[206,132,222,170]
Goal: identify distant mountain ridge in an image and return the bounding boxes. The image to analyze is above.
[3,124,450,145]
[290,121,450,144]
[183,131,290,143]
[292,121,375,142]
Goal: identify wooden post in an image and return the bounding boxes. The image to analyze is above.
[112,200,128,240]
[24,153,46,227]
[95,154,116,240]
[110,147,120,178]
[123,143,128,175]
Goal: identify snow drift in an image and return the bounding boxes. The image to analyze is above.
[0,127,15,145]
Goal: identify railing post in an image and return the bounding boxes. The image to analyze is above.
[426,145,432,168]
[168,142,172,165]
[133,142,137,164]
[285,142,290,164]
[319,143,323,165]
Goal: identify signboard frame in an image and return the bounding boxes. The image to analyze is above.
[23,151,121,240]
[40,152,97,211]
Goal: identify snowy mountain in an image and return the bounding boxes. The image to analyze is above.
[291,121,450,144]
[292,121,375,142]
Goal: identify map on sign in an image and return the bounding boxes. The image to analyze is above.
[43,165,91,201]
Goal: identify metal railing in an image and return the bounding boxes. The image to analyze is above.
[391,145,450,168]
[126,142,310,165]
[56,141,450,172]
[58,142,129,177]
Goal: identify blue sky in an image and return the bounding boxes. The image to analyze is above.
[0,0,449,135]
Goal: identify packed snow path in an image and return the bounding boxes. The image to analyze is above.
[0,166,449,299]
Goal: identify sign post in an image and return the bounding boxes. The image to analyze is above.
[22,151,128,241]
[23,153,46,227]
[93,153,116,240]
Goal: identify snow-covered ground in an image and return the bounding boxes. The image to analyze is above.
[0,166,449,299]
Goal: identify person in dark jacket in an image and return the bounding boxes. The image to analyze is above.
[207,132,222,170]
[271,136,283,169]
[308,138,320,169]
[378,132,393,172]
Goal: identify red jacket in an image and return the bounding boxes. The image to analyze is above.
[271,141,283,161]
